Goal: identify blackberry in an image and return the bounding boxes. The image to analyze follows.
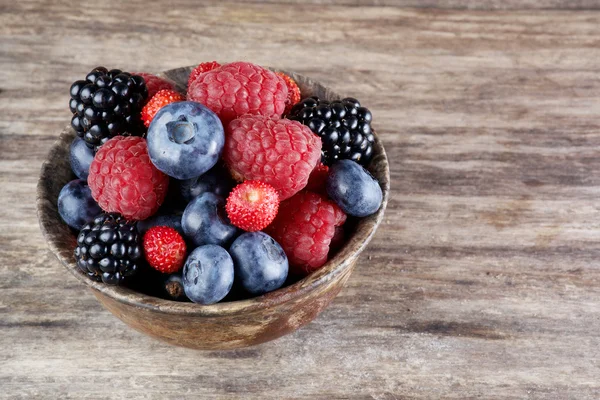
[69,66,148,151]
[74,212,142,285]
[288,96,374,166]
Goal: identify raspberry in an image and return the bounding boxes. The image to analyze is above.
[187,61,288,124]
[266,191,346,276]
[223,115,322,200]
[305,163,329,195]
[143,226,187,274]
[329,225,345,256]
[134,72,176,99]
[226,180,279,232]
[187,61,222,88]
[276,72,301,115]
[141,89,185,127]
[88,136,169,220]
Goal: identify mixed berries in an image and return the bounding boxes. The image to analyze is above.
[59,62,383,305]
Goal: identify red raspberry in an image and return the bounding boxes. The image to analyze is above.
[187,61,222,88]
[224,115,322,200]
[266,191,346,276]
[133,72,176,99]
[305,163,329,195]
[187,61,288,124]
[143,226,187,273]
[226,180,279,232]
[141,89,186,127]
[88,136,169,220]
[276,72,301,115]
[329,225,345,256]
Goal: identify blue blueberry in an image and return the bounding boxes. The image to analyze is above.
[147,101,224,180]
[181,192,238,247]
[137,214,184,236]
[182,245,234,305]
[69,137,94,180]
[326,159,382,217]
[229,232,288,295]
[179,164,235,202]
[58,179,102,230]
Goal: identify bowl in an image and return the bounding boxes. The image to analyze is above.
[36,66,390,350]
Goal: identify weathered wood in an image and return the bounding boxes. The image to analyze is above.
[2,0,600,399]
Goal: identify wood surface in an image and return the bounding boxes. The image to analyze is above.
[2,0,600,398]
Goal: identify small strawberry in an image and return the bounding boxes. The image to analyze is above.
[133,72,176,99]
[143,226,187,273]
[305,163,329,195]
[187,61,222,88]
[277,72,301,115]
[141,89,185,127]
[226,180,280,232]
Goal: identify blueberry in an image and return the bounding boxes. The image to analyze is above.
[181,192,238,247]
[229,232,288,295]
[179,164,235,202]
[147,101,224,180]
[58,179,102,230]
[137,214,184,236]
[326,159,382,217]
[69,137,94,180]
[163,272,188,301]
[182,245,234,305]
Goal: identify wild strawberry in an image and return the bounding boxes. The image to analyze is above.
[143,226,187,274]
[141,89,186,127]
[187,61,222,88]
[226,180,279,232]
[276,72,301,115]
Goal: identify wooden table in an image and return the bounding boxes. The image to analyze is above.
[2,1,600,398]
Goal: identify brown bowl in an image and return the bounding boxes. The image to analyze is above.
[36,66,390,350]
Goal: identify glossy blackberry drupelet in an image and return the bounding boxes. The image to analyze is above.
[288,96,374,166]
[69,67,148,151]
[74,213,143,284]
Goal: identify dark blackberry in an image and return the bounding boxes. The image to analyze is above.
[74,212,142,285]
[69,67,148,151]
[288,96,374,166]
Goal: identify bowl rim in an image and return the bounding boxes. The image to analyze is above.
[36,67,390,317]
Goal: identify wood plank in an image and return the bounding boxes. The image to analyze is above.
[1,1,600,399]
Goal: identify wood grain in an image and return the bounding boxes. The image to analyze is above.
[2,0,600,399]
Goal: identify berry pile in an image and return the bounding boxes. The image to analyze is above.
[59,61,383,305]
